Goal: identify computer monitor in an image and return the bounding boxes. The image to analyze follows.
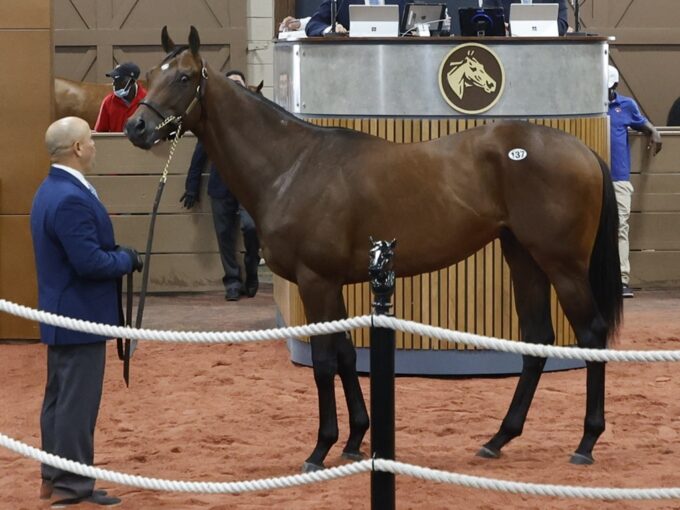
[509,3,559,37]
[348,4,400,37]
[401,3,447,36]
[458,7,505,37]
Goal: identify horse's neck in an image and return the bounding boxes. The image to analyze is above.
[196,75,316,219]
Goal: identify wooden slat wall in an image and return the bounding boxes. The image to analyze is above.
[91,134,228,292]
[275,116,609,350]
[628,130,680,286]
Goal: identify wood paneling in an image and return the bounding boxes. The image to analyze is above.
[53,0,248,82]
[0,217,40,339]
[628,131,680,286]
[572,0,680,125]
[275,116,608,350]
[0,31,52,215]
[0,7,51,340]
[0,0,50,29]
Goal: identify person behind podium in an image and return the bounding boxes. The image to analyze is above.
[305,0,407,36]
[482,0,569,36]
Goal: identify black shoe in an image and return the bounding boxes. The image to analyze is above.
[52,491,120,507]
[42,482,108,500]
[225,287,241,301]
[245,275,259,298]
[622,285,634,298]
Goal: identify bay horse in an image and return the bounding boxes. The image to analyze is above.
[125,27,622,472]
[54,77,110,128]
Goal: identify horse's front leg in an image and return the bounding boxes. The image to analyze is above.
[298,272,362,472]
[303,332,340,472]
[337,331,369,460]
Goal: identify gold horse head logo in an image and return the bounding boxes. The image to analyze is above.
[447,50,497,100]
[439,43,505,114]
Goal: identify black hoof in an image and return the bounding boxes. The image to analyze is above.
[570,452,594,465]
[476,446,501,459]
[302,461,325,473]
[341,450,365,461]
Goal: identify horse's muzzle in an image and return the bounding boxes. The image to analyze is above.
[124,116,158,150]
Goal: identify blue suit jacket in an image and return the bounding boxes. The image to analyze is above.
[483,0,569,36]
[30,166,133,345]
[306,0,407,37]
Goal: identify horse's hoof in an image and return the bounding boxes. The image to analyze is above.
[341,450,365,461]
[302,461,325,473]
[570,452,594,465]
[476,446,501,459]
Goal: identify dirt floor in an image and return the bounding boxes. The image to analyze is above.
[2,285,680,509]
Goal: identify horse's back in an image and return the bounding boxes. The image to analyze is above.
[54,78,109,128]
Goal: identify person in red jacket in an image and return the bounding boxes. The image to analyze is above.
[94,62,147,132]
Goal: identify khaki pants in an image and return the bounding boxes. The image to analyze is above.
[613,180,634,286]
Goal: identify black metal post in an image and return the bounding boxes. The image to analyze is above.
[368,239,396,510]
[574,0,581,33]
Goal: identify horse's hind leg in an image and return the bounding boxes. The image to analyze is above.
[548,266,608,465]
[478,233,555,459]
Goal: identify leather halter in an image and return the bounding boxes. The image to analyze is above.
[138,62,208,128]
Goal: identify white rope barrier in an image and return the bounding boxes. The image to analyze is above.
[3,297,680,363]
[0,432,371,494]
[4,297,680,500]
[4,432,680,500]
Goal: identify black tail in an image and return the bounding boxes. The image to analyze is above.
[589,153,623,344]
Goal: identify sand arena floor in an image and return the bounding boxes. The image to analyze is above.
[2,285,680,509]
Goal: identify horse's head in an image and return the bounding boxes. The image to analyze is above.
[448,51,496,95]
[125,26,206,149]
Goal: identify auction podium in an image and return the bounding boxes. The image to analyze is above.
[273,36,610,375]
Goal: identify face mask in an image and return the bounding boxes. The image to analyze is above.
[113,79,134,98]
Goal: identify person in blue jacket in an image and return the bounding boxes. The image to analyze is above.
[607,66,662,298]
[180,71,261,302]
[31,116,142,507]
[306,0,407,36]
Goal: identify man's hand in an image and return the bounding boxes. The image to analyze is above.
[180,191,198,209]
[648,132,663,156]
[279,16,301,32]
[117,246,144,273]
[325,23,348,34]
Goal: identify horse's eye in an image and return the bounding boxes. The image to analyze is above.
[180,74,189,83]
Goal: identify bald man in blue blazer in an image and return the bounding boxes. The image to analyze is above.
[306,0,408,36]
[483,0,569,35]
[31,117,142,507]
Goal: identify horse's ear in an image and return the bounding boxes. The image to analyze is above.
[256,80,264,94]
[369,236,375,245]
[161,26,175,54]
[188,25,201,56]
[389,239,397,249]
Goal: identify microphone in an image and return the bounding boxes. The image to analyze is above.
[331,0,337,34]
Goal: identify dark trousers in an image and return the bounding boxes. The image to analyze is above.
[210,195,260,292]
[41,342,106,498]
